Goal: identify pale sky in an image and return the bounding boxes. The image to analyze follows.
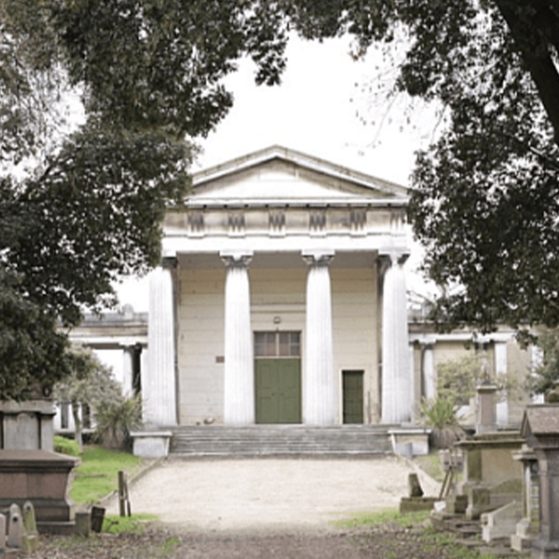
[117,35,440,312]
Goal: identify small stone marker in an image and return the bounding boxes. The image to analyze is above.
[0,513,6,552]
[7,504,23,549]
[408,473,424,498]
[22,501,39,552]
[22,502,37,535]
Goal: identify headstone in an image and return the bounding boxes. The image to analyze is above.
[408,473,424,497]
[476,384,498,435]
[22,502,37,535]
[7,504,22,549]
[22,501,39,552]
[0,513,6,553]
[74,510,91,537]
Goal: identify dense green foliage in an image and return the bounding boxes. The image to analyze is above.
[54,434,81,457]
[530,328,559,395]
[0,1,289,397]
[284,1,559,332]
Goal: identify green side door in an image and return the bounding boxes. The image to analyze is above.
[343,370,364,424]
[255,358,301,424]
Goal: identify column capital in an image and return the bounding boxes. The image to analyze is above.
[378,250,409,266]
[220,250,253,268]
[302,249,335,267]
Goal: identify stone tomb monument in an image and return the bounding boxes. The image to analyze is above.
[0,450,78,534]
[521,404,559,559]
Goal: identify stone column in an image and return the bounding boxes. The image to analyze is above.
[495,341,509,427]
[423,342,436,401]
[381,253,412,423]
[221,251,254,425]
[302,250,337,425]
[146,263,177,426]
[121,346,134,398]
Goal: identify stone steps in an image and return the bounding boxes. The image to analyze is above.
[170,425,393,456]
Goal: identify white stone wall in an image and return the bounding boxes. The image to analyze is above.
[177,266,226,424]
[177,261,379,425]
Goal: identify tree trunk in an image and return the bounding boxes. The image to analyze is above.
[71,400,83,452]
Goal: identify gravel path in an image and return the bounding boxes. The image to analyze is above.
[107,456,440,530]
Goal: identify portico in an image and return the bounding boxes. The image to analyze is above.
[145,146,412,428]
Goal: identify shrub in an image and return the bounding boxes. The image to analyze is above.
[420,397,464,449]
[94,396,142,450]
[54,435,81,456]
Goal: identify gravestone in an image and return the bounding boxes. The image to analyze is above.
[0,513,5,553]
[7,504,22,549]
[521,404,559,559]
[408,473,424,497]
[22,501,39,552]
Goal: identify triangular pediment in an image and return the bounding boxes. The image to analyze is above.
[189,146,408,205]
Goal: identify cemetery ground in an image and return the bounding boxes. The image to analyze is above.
[23,448,503,558]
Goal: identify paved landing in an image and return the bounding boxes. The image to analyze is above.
[109,456,440,530]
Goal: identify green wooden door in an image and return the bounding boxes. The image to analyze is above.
[343,370,364,424]
[255,359,301,423]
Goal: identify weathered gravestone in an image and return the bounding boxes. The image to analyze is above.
[521,404,559,559]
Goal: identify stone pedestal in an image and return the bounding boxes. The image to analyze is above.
[0,450,78,533]
[131,431,172,458]
[0,400,56,451]
[476,384,498,435]
[521,405,559,559]
[511,444,539,552]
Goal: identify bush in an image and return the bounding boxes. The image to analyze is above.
[420,397,464,449]
[94,396,142,450]
[54,435,81,456]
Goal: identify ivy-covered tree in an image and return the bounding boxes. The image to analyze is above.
[284,1,559,333]
[0,0,289,397]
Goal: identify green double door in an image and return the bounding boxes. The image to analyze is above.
[255,359,301,424]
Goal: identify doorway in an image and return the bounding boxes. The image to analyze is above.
[254,331,302,424]
[342,370,364,424]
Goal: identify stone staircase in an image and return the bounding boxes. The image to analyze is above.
[170,425,393,457]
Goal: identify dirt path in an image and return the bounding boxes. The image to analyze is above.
[108,456,440,530]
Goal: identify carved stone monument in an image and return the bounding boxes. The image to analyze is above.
[0,450,78,534]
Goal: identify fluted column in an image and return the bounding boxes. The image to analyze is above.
[221,251,254,425]
[146,263,177,426]
[381,253,412,423]
[302,250,337,425]
[423,343,436,400]
[121,346,134,397]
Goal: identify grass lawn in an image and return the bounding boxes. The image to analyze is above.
[70,445,142,505]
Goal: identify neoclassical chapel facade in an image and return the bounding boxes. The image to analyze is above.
[143,146,413,428]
